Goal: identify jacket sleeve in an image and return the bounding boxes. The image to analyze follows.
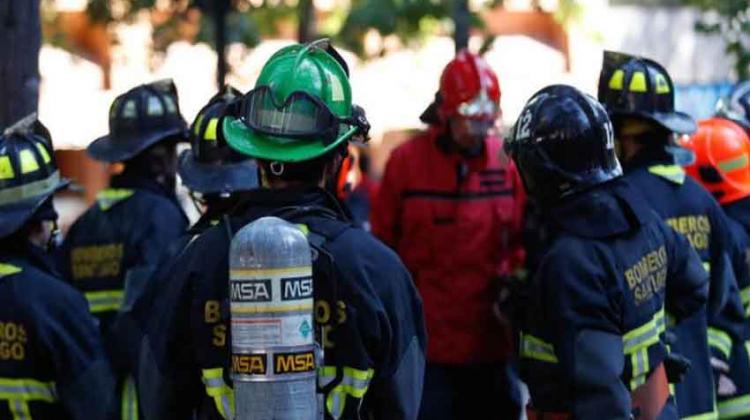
[503,160,527,275]
[138,236,206,420]
[662,221,709,323]
[136,200,189,268]
[37,282,116,420]
[540,243,631,418]
[705,205,745,363]
[371,147,406,249]
[337,237,426,420]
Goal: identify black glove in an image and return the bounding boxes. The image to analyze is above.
[664,352,691,384]
[492,274,527,329]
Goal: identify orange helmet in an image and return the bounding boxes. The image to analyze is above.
[681,118,750,204]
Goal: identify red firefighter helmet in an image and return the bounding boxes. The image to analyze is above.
[438,49,501,122]
[681,118,750,204]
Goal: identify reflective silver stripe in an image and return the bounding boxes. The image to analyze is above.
[0,172,61,206]
[718,394,750,418]
[0,380,57,401]
[623,310,663,354]
[520,334,558,363]
[328,391,344,420]
[201,369,234,419]
[10,399,30,420]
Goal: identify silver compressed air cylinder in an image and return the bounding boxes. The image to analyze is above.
[229,216,317,420]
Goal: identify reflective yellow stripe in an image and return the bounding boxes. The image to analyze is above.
[0,172,61,206]
[629,348,650,390]
[97,189,134,211]
[323,366,374,419]
[623,309,664,390]
[19,150,38,174]
[0,156,14,180]
[121,375,138,420]
[648,164,686,185]
[609,69,625,90]
[193,114,205,136]
[683,410,718,420]
[9,399,31,420]
[629,71,647,92]
[520,334,558,363]
[741,287,750,317]
[204,118,219,141]
[0,378,56,402]
[230,267,312,278]
[0,264,22,278]
[708,327,732,360]
[623,309,664,354]
[201,368,234,420]
[655,74,671,94]
[231,302,314,314]
[718,154,750,173]
[35,143,51,164]
[703,262,711,273]
[718,394,750,419]
[85,290,124,313]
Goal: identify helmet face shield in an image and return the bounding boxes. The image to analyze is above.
[241,86,351,145]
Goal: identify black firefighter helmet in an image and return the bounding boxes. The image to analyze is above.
[178,85,258,195]
[0,115,69,238]
[598,51,696,135]
[88,79,188,163]
[505,84,622,206]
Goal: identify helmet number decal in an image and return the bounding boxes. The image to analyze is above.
[604,120,615,150]
[516,110,533,141]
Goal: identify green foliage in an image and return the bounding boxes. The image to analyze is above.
[681,0,750,79]
[335,0,469,55]
[79,0,489,57]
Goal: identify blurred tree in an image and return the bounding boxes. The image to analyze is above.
[83,0,485,56]
[0,0,41,130]
[681,0,750,79]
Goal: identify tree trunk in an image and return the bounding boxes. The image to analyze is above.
[453,0,469,52]
[298,0,316,44]
[214,0,229,88]
[0,0,41,130]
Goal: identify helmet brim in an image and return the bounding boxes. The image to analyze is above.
[611,110,697,135]
[87,127,188,163]
[0,177,69,238]
[177,150,259,194]
[223,117,355,163]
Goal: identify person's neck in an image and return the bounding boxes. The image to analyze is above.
[619,138,643,165]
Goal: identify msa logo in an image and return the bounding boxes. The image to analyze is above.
[232,353,267,375]
[281,277,313,301]
[231,280,272,302]
[273,351,315,374]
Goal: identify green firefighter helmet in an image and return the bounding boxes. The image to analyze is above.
[223,39,361,163]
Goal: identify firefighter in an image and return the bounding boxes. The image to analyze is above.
[57,80,190,419]
[177,85,259,226]
[371,49,525,420]
[599,51,746,419]
[682,118,750,419]
[139,39,426,420]
[508,84,708,419]
[133,85,259,418]
[0,116,115,419]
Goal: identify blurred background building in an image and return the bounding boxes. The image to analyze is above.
[2,0,743,226]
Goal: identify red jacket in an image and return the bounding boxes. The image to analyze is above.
[371,129,525,364]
